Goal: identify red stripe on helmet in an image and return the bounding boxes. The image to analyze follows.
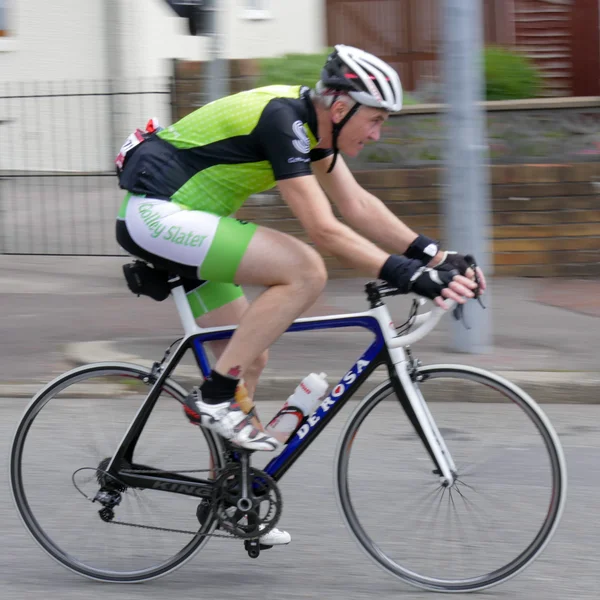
[344,73,391,81]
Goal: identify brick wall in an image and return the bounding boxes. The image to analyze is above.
[236,163,600,278]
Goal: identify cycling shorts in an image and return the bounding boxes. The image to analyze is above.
[116,193,257,317]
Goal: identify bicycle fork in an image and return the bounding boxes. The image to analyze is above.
[390,351,458,487]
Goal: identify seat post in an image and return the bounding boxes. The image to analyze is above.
[168,275,200,336]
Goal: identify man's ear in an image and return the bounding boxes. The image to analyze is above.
[330,99,349,125]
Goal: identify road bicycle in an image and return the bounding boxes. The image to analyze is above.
[10,261,567,592]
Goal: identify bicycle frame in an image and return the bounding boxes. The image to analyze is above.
[108,281,458,496]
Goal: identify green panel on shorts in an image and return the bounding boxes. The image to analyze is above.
[118,193,132,219]
[118,192,147,219]
[199,217,257,282]
[186,281,244,318]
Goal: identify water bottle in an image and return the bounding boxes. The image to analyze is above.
[266,372,329,444]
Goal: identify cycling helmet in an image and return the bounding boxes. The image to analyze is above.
[318,44,403,112]
[316,45,402,172]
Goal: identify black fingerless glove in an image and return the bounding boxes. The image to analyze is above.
[404,234,439,264]
[379,255,424,293]
[380,255,458,300]
[410,268,458,300]
[435,251,474,275]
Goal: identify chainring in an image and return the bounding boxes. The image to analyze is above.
[212,464,282,539]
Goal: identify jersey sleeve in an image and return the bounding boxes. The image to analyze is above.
[255,100,328,181]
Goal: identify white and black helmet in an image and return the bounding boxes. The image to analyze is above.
[318,44,403,112]
[317,45,403,172]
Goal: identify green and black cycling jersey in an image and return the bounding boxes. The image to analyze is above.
[118,85,333,216]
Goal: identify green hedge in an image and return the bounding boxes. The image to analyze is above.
[484,46,542,100]
[257,50,332,90]
[255,47,542,104]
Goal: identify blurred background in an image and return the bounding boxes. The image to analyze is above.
[1,0,600,280]
[2,4,600,597]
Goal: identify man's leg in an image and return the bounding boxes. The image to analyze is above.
[210,226,327,378]
[121,196,325,389]
[119,196,325,449]
[197,296,267,401]
[187,225,327,450]
[197,296,269,430]
[190,230,325,548]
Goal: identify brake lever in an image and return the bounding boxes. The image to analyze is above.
[452,256,486,329]
[464,255,486,309]
[472,263,486,310]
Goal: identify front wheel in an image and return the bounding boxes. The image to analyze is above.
[335,365,567,593]
[10,362,223,583]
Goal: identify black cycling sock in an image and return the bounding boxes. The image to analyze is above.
[200,370,239,404]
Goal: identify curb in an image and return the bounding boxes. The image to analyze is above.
[3,341,600,403]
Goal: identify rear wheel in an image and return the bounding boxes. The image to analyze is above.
[10,362,223,582]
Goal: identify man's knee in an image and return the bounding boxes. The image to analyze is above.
[296,246,328,294]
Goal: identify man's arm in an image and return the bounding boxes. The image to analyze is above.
[277,173,477,308]
[312,154,487,290]
[276,174,390,276]
[312,154,444,265]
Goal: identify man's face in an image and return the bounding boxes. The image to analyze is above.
[333,104,389,157]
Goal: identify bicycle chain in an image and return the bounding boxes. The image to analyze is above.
[99,466,281,540]
[105,517,237,538]
[108,467,235,538]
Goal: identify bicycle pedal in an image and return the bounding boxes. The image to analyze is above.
[259,543,273,550]
[244,539,261,559]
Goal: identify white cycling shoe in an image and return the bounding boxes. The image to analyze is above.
[259,525,292,546]
[184,389,280,452]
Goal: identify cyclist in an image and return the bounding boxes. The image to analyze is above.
[115,45,485,545]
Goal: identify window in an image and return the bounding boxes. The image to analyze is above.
[243,0,271,20]
[0,0,16,50]
[0,0,7,37]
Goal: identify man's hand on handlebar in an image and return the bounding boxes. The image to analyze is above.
[403,235,487,299]
[379,255,479,311]
[428,272,478,311]
[433,252,487,300]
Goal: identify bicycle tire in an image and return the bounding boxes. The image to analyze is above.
[335,364,567,593]
[10,361,224,583]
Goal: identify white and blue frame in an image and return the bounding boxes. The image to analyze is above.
[106,278,459,490]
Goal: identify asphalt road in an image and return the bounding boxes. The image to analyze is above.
[2,399,600,600]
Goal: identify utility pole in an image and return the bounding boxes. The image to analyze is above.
[163,1,228,104]
[204,0,228,102]
[441,0,492,353]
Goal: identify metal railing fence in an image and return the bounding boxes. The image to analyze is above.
[0,77,172,255]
